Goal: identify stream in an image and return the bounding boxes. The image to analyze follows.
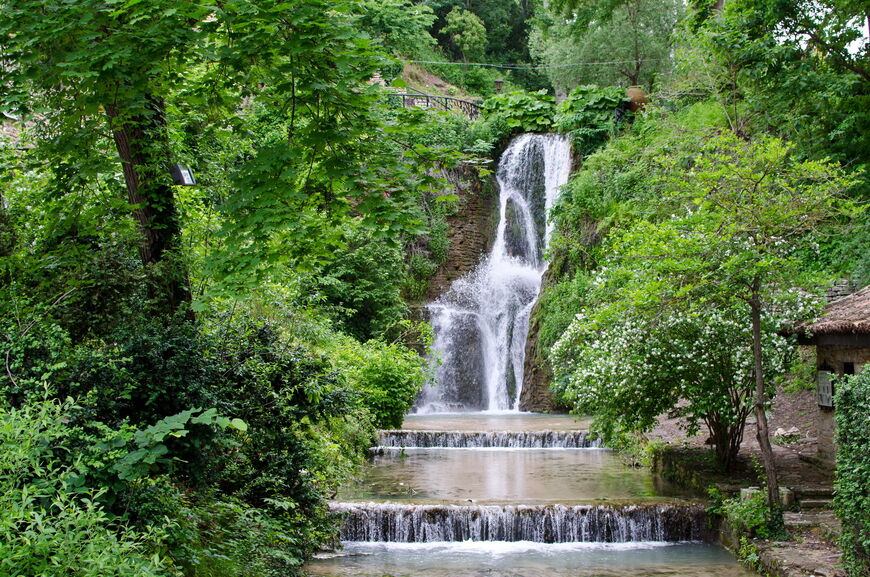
[305,135,755,577]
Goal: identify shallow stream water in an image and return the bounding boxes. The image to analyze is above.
[306,541,756,577]
[305,134,754,577]
[341,448,690,504]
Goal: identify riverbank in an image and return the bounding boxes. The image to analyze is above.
[645,386,844,577]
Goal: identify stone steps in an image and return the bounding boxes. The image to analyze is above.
[799,498,833,510]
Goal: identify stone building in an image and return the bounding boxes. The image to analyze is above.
[792,285,870,462]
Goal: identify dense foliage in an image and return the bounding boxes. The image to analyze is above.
[834,371,870,577]
[1,0,869,572]
[481,85,630,154]
[544,109,856,527]
[0,399,165,576]
[0,0,475,574]
[553,307,792,472]
[531,0,683,91]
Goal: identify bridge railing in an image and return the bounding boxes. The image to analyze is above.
[386,91,483,120]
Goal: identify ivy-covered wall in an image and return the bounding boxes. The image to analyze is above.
[833,370,870,577]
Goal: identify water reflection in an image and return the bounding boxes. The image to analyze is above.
[341,448,692,504]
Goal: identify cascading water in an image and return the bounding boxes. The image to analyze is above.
[376,430,602,449]
[333,503,708,543]
[305,134,754,577]
[417,134,572,412]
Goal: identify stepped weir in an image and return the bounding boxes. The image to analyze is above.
[305,135,752,577]
[377,430,602,449]
[333,502,708,543]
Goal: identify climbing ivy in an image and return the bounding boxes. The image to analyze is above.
[834,371,870,577]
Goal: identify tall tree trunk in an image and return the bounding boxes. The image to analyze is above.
[749,284,784,532]
[105,98,190,310]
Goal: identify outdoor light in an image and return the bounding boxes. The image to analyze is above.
[169,163,196,186]
[494,78,504,93]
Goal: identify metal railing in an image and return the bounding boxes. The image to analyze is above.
[387,91,483,119]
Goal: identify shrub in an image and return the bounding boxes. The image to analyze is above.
[204,319,369,504]
[482,90,555,134]
[0,398,168,577]
[308,231,409,342]
[1,304,380,573]
[721,490,773,539]
[834,371,870,577]
[554,85,628,157]
[330,331,431,429]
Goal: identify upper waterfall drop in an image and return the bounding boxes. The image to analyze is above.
[417,133,572,413]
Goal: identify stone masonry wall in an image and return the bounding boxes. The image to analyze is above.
[816,345,870,373]
[519,297,557,412]
[815,344,870,461]
[426,166,498,301]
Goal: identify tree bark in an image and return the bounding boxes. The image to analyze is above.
[749,284,784,532]
[105,97,190,310]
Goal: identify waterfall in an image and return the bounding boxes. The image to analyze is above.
[417,134,572,413]
[376,430,602,449]
[332,503,708,543]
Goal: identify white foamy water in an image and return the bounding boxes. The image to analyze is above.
[331,502,708,543]
[306,541,757,577]
[417,134,572,413]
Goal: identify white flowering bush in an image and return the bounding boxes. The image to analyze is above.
[552,305,792,471]
[548,134,843,472]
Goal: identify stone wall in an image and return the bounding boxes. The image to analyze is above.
[519,295,557,412]
[518,251,571,412]
[426,166,498,301]
[816,344,870,373]
[815,344,870,461]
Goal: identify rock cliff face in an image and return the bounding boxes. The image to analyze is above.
[519,298,556,412]
[426,166,498,301]
[519,265,558,412]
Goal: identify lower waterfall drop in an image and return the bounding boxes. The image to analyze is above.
[332,503,708,544]
[417,134,572,413]
[376,430,602,449]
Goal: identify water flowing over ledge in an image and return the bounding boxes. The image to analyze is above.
[376,430,602,449]
[417,134,572,413]
[331,502,709,543]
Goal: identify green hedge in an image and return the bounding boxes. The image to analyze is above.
[834,370,870,577]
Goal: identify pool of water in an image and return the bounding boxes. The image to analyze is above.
[340,448,693,504]
[402,413,591,432]
[305,541,756,577]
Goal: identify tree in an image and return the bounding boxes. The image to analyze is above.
[725,0,870,83]
[553,304,792,473]
[425,0,535,64]
[681,0,870,186]
[0,0,439,310]
[595,133,856,530]
[354,0,436,57]
[531,0,682,91]
[0,1,210,307]
[443,7,488,62]
[666,6,870,286]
